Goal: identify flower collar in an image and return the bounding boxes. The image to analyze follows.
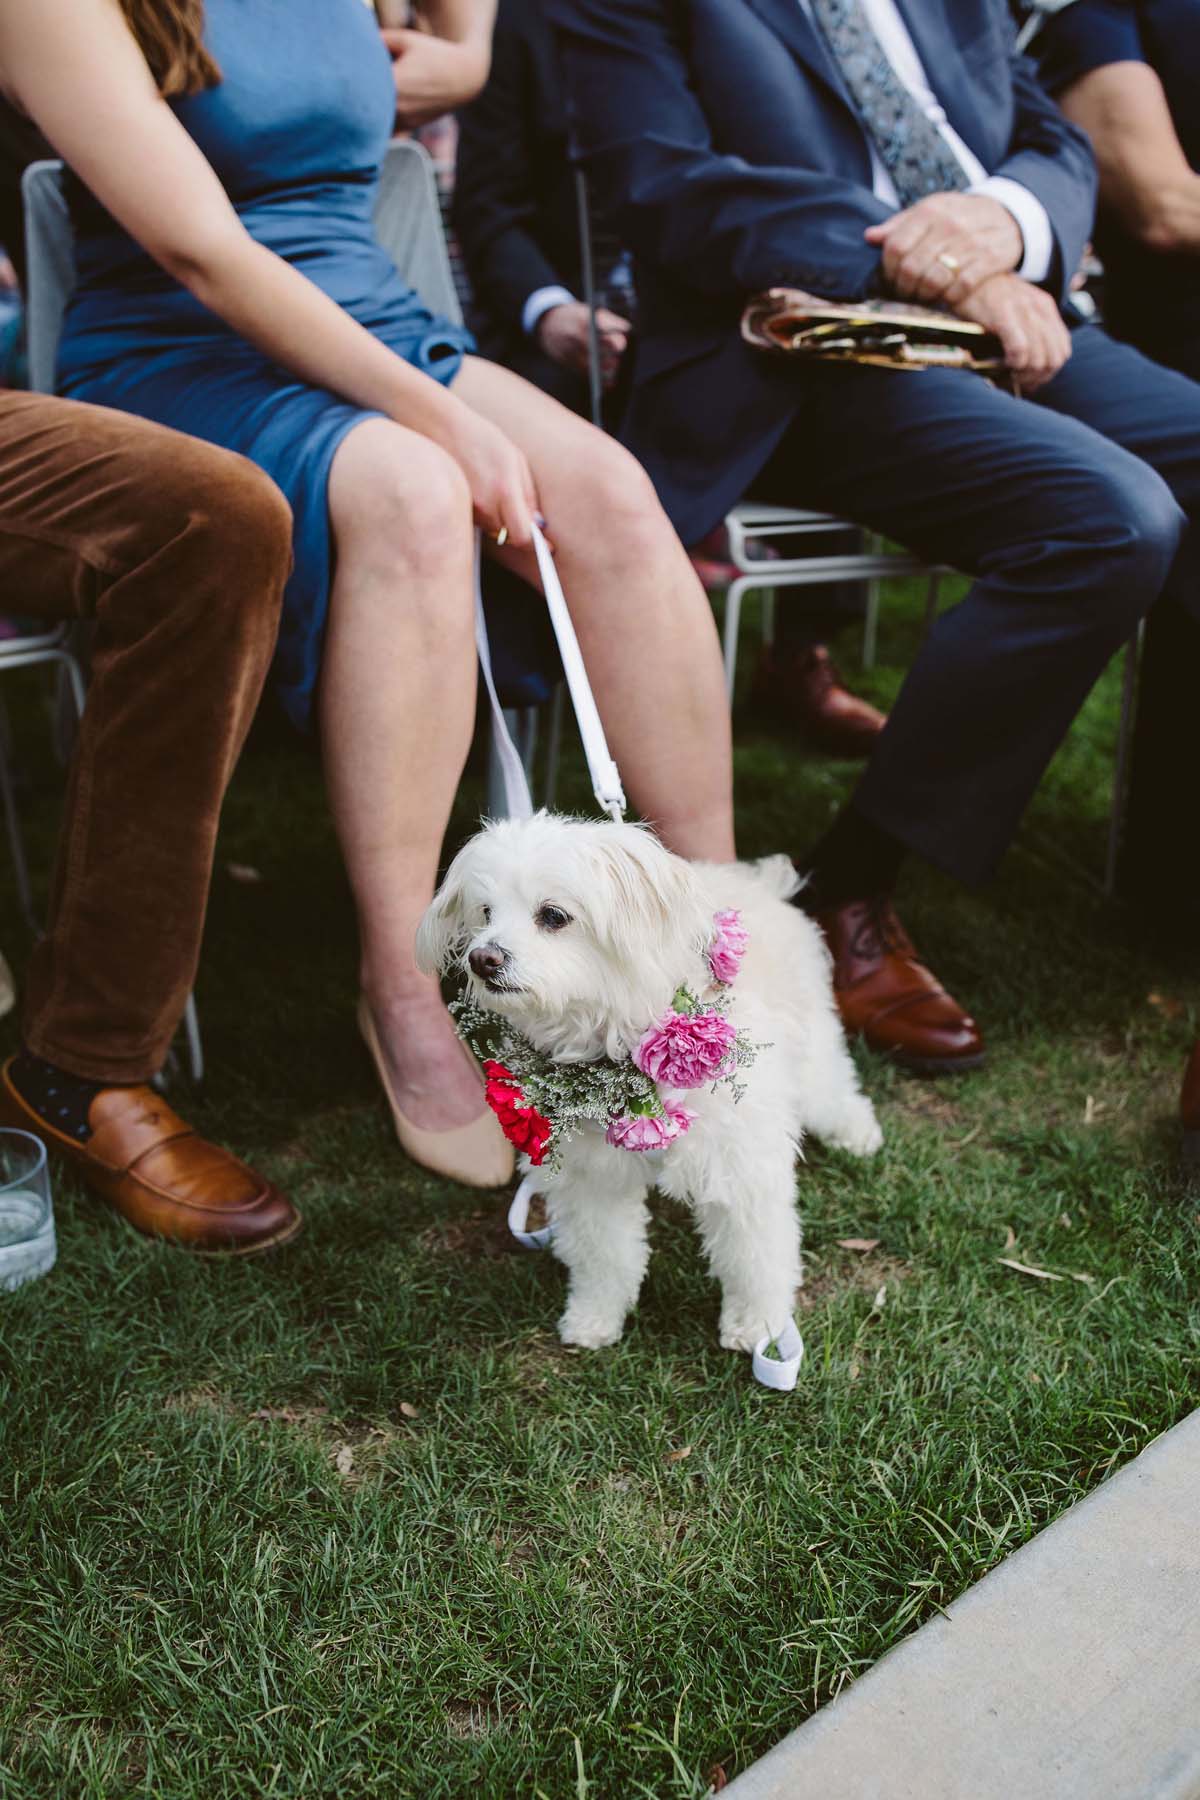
[456,910,758,1169]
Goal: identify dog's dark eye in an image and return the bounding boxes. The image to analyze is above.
[536,904,572,932]
[481,905,491,925]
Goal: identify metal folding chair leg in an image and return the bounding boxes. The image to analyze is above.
[0,700,38,934]
[181,993,204,1086]
[723,575,751,699]
[543,683,565,809]
[761,588,777,649]
[862,578,881,670]
[1104,626,1144,899]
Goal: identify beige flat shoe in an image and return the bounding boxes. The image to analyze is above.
[357,997,515,1189]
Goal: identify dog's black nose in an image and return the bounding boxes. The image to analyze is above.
[469,943,507,979]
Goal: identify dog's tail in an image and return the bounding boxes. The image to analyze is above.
[749,852,804,902]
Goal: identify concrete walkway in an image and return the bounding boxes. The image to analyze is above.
[726,1412,1200,1800]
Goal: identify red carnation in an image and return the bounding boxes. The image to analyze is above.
[483,1060,553,1167]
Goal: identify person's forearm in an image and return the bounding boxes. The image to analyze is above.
[1120,172,1200,254]
[384,28,490,123]
[176,227,466,440]
[1060,61,1200,254]
[413,0,495,49]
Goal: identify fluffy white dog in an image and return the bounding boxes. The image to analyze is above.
[417,814,882,1356]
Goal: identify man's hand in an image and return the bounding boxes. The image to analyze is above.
[536,302,631,385]
[866,193,1023,307]
[956,273,1071,392]
[382,26,488,127]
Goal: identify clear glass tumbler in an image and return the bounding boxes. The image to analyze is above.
[0,1128,56,1291]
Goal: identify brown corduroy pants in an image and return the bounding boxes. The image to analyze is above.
[0,392,292,1081]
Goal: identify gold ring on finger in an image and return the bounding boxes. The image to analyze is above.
[490,526,509,548]
[937,251,961,274]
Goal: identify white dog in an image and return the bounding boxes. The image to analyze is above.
[417,814,882,1356]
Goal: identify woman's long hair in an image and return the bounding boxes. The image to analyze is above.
[118,0,221,96]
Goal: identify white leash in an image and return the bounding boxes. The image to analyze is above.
[475,521,626,824]
[477,525,799,1392]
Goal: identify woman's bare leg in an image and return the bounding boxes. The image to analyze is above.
[453,357,736,862]
[321,418,483,1131]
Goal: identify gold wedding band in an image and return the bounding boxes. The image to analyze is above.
[490,526,509,548]
[937,251,961,273]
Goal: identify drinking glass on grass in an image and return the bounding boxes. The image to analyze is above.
[0,1128,56,1291]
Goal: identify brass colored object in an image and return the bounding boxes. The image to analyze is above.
[741,288,1007,376]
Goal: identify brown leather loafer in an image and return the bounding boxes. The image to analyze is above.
[0,1060,300,1255]
[753,645,886,758]
[1183,1041,1200,1169]
[815,897,985,1076]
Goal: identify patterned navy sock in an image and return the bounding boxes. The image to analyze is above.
[9,1049,111,1143]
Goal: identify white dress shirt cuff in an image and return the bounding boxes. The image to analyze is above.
[969,176,1054,285]
[522,285,577,338]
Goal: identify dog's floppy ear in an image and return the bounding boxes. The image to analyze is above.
[415,854,471,976]
[585,825,713,975]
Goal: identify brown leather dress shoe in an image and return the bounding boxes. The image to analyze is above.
[0,1060,300,1255]
[753,645,886,758]
[814,897,986,1076]
[1183,1041,1200,1168]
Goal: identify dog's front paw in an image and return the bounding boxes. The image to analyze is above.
[718,1309,779,1354]
[559,1306,626,1349]
[829,1102,884,1158]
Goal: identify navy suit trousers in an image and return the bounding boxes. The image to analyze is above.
[756,323,1198,887]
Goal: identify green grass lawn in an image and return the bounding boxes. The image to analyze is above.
[1,580,1197,1798]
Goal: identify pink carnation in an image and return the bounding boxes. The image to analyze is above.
[708,908,748,984]
[634,1008,737,1089]
[605,1102,697,1153]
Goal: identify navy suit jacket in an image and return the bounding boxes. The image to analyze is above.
[544,0,1098,541]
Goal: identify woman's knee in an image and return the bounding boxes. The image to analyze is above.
[553,430,665,550]
[332,425,472,574]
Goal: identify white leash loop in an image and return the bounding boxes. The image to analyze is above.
[752,1320,805,1392]
[508,1172,555,1251]
[475,521,627,824]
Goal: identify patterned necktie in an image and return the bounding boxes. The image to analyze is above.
[808,0,970,207]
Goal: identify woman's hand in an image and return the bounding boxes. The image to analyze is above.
[381,26,489,127]
[428,396,540,547]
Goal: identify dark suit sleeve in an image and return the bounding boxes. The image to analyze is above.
[1025,0,1146,96]
[989,48,1098,299]
[544,0,892,300]
[453,10,566,334]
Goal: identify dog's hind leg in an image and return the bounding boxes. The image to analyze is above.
[547,1135,652,1349]
[677,1141,802,1353]
[795,1003,884,1158]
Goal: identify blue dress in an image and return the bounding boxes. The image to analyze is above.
[56,0,474,731]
